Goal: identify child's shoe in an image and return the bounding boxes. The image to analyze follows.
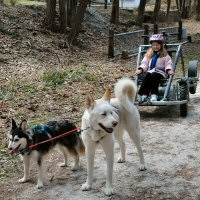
[150,94,158,102]
[141,95,148,103]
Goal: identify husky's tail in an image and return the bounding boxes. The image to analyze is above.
[114,78,137,112]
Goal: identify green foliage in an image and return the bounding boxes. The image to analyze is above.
[30,115,50,125]
[18,0,45,5]
[4,0,45,5]
[17,83,37,94]
[0,86,12,100]
[9,0,18,6]
[42,64,98,86]
[15,111,26,119]
[42,70,67,86]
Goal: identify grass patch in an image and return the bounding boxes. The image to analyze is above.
[29,115,50,125]
[0,86,13,100]
[17,83,38,94]
[4,0,46,6]
[42,70,67,86]
[18,0,46,5]
[0,82,37,100]
[42,64,98,86]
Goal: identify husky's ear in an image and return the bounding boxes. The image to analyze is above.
[12,119,17,130]
[86,95,96,110]
[20,120,28,133]
[102,88,112,102]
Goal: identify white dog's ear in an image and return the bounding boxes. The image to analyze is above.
[86,95,95,110]
[102,88,112,102]
[20,120,28,133]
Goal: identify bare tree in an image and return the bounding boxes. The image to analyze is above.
[135,0,147,26]
[67,0,78,28]
[166,0,171,18]
[152,0,161,23]
[46,0,57,31]
[176,0,191,18]
[191,0,200,20]
[111,0,119,24]
[59,0,67,33]
[105,0,108,9]
[68,0,90,44]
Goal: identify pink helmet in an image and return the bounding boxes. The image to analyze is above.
[149,34,165,44]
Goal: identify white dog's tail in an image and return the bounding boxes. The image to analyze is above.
[114,78,137,112]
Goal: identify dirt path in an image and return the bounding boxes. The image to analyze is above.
[0,79,198,200]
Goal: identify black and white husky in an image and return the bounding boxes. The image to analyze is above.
[81,78,146,196]
[8,119,85,188]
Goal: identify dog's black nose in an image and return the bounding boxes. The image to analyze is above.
[112,121,118,127]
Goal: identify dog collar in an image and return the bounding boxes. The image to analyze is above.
[19,146,31,155]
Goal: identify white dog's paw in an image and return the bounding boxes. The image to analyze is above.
[139,164,147,171]
[36,181,44,189]
[18,177,28,183]
[105,186,115,196]
[117,157,125,163]
[59,162,68,167]
[81,183,92,191]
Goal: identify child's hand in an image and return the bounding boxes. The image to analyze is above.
[167,70,174,75]
[135,68,143,75]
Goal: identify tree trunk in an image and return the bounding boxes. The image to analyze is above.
[110,0,119,24]
[59,0,67,33]
[68,0,90,44]
[67,0,77,28]
[166,0,171,18]
[180,0,192,18]
[191,0,200,20]
[46,0,57,31]
[105,0,108,9]
[135,0,147,27]
[152,0,161,23]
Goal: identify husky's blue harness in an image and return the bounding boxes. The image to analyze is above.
[31,125,53,138]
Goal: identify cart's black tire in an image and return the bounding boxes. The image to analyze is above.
[180,104,187,117]
[179,81,188,117]
[188,60,198,94]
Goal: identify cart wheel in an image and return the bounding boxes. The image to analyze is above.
[179,81,188,117]
[188,60,198,94]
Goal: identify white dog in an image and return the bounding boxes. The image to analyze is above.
[81,78,146,196]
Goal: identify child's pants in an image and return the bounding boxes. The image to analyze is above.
[138,72,164,96]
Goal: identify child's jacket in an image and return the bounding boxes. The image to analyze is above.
[139,54,173,78]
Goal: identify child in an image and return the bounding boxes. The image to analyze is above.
[135,34,174,103]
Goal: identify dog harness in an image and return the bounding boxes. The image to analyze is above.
[18,125,53,155]
[31,125,53,139]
